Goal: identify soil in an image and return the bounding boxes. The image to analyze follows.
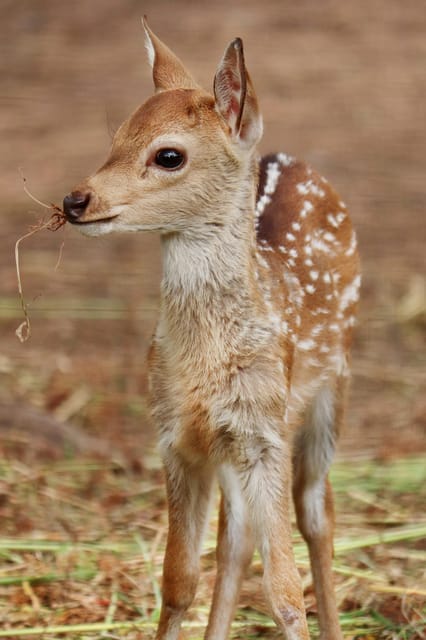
[0,0,425,461]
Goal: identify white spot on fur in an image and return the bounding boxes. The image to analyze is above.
[264,162,281,195]
[308,357,322,368]
[313,185,325,198]
[311,324,324,336]
[298,338,316,351]
[255,159,281,222]
[327,212,346,228]
[344,315,356,328]
[339,275,361,311]
[312,307,330,316]
[345,231,358,256]
[323,231,336,243]
[296,180,325,198]
[305,284,316,294]
[256,252,270,270]
[256,193,271,217]
[300,200,314,218]
[284,271,304,309]
[277,152,295,167]
[311,236,332,254]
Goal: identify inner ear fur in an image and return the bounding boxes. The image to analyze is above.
[214,37,263,148]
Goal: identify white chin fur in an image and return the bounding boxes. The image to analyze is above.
[76,219,165,235]
[76,220,116,237]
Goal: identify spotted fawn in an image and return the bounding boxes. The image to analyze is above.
[63,20,360,640]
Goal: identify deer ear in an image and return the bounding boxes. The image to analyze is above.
[214,38,263,149]
[142,17,199,92]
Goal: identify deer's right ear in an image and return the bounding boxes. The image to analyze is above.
[214,38,263,150]
[142,17,199,92]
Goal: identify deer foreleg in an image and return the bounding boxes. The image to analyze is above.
[156,454,213,640]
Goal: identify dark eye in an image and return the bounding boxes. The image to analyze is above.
[154,148,185,170]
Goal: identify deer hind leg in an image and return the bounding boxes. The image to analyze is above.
[292,379,347,640]
[205,465,254,640]
[155,453,214,640]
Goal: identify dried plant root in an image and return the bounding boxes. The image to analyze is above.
[15,173,67,343]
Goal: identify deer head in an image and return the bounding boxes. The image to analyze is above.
[63,20,263,237]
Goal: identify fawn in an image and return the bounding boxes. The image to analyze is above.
[63,20,360,640]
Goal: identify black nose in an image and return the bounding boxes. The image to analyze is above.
[63,191,91,222]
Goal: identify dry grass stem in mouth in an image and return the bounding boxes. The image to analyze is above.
[15,172,67,343]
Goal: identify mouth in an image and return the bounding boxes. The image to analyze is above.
[69,214,119,226]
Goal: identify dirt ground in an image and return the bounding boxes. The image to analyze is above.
[1,0,424,461]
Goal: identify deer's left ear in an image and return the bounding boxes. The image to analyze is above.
[214,38,263,149]
[142,17,199,92]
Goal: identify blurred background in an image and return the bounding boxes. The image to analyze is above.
[1,0,425,462]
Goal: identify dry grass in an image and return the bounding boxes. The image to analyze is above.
[14,174,66,343]
[0,450,424,639]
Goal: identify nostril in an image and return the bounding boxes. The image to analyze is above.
[63,191,91,221]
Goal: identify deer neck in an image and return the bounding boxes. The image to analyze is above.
[158,178,263,355]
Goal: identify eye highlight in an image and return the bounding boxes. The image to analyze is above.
[154,148,185,170]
